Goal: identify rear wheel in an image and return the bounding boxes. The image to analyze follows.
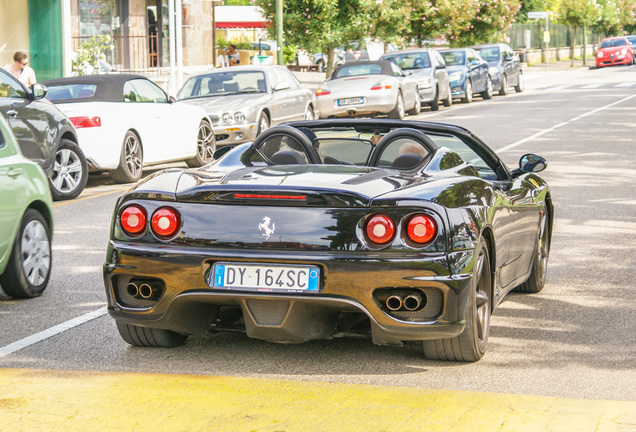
[110,130,143,183]
[304,105,315,120]
[422,239,491,362]
[388,91,405,119]
[499,74,508,96]
[408,90,421,115]
[48,139,88,201]
[481,77,493,99]
[0,209,51,299]
[116,322,188,347]
[186,119,215,167]
[514,73,524,93]
[515,209,550,293]
[461,79,473,103]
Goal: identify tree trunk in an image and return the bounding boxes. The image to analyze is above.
[326,47,335,78]
[571,27,576,67]
[582,24,587,66]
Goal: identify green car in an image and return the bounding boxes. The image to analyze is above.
[0,113,53,298]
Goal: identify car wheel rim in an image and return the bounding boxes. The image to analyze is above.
[537,215,549,284]
[197,122,215,163]
[518,75,524,91]
[20,220,50,286]
[51,148,83,194]
[305,107,314,120]
[474,248,490,344]
[259,115,269,134]
[124,135,142,178]
[466,81,472,102]
[487,79,492,96]
[398,94,404,118]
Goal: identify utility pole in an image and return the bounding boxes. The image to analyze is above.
[276,0,283,65]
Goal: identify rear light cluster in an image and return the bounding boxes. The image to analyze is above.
[315,88,331,97]
[120,205,181,239]
[370,81,392,91]
[69,116,101,128]
[363,213,438,248]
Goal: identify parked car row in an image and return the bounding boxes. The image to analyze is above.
[315,43,524,120]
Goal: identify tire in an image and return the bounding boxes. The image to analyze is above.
[429,87,439,111]
[110,130,143,184]
[48,139,88,201]
[422,239,491,362]
[0,209,52,299]
[116,322,188,347]
[499,74,508,96]
[186,119,216,168]
[515,209,550,293]
[481,77,493,100]
[461,79,473,103]
[443,83,453,107]
[304,105,315,120]
[408,90,421,115]
[388,91,405,119]
[514,72,524,93]
[256,111,270,136]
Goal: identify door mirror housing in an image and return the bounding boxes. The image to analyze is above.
[519,154,547,173]
[31,83,48,100]
[274,82,291,91]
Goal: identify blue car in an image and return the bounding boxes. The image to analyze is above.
[439,48,493,103]
[471,43,524,96]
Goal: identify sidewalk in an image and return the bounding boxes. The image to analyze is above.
[523,56,595,73]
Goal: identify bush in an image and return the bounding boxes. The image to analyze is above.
[72,34,112,76]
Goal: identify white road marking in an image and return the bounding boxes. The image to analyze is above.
[616,82,636,87]
[497,93,636,154]
[0,306,108,358]
[581,83,605,89]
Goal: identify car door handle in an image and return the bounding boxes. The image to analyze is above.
[6,109,18,118]
[8,167,23,178]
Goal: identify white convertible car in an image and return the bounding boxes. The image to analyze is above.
[42,74,215,183]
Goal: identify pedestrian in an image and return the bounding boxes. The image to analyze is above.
[227,44,240,66]
[4,51,37,86]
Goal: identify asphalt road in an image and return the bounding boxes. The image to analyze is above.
[0,62,635,430]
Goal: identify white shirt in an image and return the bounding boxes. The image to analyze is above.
[4,63,37,86]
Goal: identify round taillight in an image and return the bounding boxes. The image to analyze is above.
[120,205,147,236]
[406,214,437,244]
[151,207,181,238]
[365,214,396,245]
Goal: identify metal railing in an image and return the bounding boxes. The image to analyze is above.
[507,23,605,50]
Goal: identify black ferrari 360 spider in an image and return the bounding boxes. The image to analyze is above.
[103,119,552,362]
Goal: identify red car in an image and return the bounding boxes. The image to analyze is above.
[596,36,635,68]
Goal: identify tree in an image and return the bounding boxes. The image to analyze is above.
[455,0,521,46]
[407,0,480,47]
[559,0,602,65]
[355,0,412,51]
[257,0,365,76]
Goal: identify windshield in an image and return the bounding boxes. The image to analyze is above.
[382,52,431,70]
[600,39,627,48]
[45,84,97,101]
[178,71,267,99]
[475,47,500,62]
[441,51,466,66]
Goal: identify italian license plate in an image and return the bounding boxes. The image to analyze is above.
[209,263,320,293]
[338,97,364,106]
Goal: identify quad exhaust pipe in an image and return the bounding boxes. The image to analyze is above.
[125,281,156,300]
[384,291,426,312]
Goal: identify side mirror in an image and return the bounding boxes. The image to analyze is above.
[274,82,291,91]
[405,70,413,76]
[470,59,480,65]
[168,95,177,103]
[436,64,446,69]
[519,154,547,173]
[31,83,48,100]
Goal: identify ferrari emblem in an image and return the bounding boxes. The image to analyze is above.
[258,216,276,240]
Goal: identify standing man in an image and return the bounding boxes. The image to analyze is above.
[4,51,37,86]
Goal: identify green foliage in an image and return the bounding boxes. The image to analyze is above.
[283,44,298,64]
[72,34,112,76]
[216,36,251,50]
[558,0,602,28]
[455,0,521,46]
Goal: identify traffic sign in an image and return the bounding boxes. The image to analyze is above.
[528,11,549,19]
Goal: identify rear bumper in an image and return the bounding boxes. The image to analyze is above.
[104,242,474,345]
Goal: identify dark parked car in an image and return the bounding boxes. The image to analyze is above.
[0,68,87,200]
[104,119,552,362]
[381,48,452,111]
[471,43,524,95]
[439,48,493,103]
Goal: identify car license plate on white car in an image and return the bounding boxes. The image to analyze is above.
[338,97,364,106]
[209,263,320,292]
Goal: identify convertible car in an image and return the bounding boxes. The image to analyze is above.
[103,119,552,362]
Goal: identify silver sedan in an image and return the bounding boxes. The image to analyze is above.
[178,65,317,147]
[315,60,420,119]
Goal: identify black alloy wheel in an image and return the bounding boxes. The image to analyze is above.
[482,77,493,99]
[430,87,440,111]
[515,209,550,293]
[443,83,453,107]
[515,73,524,93]
[499,74,508,96]
[422,239,492,361]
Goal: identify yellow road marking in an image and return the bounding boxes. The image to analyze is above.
[53,187,129,207]
[0,368,634,431]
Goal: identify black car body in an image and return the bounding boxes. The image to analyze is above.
[104,119,552,361]
[471,43,524,95]
[0,68,87,200]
